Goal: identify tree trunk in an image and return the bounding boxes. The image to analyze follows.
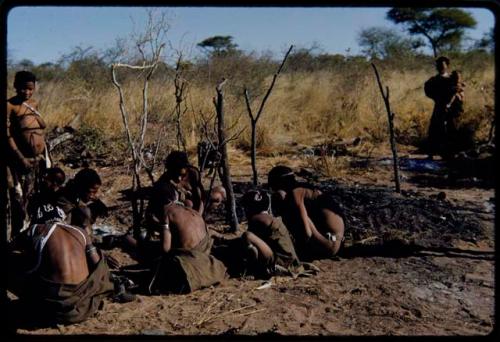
[215,82,239,232]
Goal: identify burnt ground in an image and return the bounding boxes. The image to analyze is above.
[7,144,496,336]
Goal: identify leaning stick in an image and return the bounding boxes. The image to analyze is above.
[371,63,401,193]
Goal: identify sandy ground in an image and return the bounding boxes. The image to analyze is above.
[9,147,495,336]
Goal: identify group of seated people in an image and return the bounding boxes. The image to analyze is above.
[7,150,345,326]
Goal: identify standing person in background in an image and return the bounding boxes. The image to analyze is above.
[424,56,465,160]
[6,71,50,240]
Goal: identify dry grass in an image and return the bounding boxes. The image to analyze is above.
[10,61,494,163]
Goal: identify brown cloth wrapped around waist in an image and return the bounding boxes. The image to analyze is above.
[250,217,300,269]
[150,233,228,294]
[29,256,114,324]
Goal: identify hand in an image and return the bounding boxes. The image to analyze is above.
[104,253,120,269]
[88,199,108,218]
[20,157,35,172]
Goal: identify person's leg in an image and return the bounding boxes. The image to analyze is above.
[243,231,274,266]
[317,209,345,256]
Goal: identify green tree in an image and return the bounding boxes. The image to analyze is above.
[16,58,35,70]
[386,8,477,57]
[358,27,424,59]
[197,35,238,57]
[474,28,494,52]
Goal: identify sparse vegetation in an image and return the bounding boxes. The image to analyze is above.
[7,50,494,162]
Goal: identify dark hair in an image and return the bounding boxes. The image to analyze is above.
[267,165,295,190]
[32,204,66,224]
[44,167,66,186]
[153,181,178,207]
[14,71,37,88]
[435,56,450,66]
[164,151,189,170]
[74,168,101,192]
[241,189,271,214]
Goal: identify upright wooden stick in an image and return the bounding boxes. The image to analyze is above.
[371,63,401,193]
[214,79,239,232]
[244,45,293,185]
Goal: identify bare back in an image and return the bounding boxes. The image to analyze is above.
[38,224,90,284]
[165,204,207,250]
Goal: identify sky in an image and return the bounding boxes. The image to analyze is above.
[6,6,496,65]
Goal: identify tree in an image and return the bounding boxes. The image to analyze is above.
[197,35,238,57]
[386,8,477,57]
[110,9,169,238]
[474,28,494,52]
[358,27,424,59]
[16,58,35,70]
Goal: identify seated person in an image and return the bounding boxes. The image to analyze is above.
[27,167,66,222]
[7,203,121,325]
[127,182,227,294]
[155,151,205,215]
[206,185,226,213]
[240,189,302,276]
[267,166,345,260]
[56,168,108,235]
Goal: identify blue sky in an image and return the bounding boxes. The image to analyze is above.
[7,6,495,65]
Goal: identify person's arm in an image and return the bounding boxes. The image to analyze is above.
[194,186,204,215]
[160,216,172,254]
[424,77,437,100]
[294,189,334,250]
[84,227,101,266]
[293,189,316,239]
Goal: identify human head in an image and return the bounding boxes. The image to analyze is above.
[241,189,271,217]
[450,70,461,84]
[74,168,102,202]
[33,204,67,225]
[209,185,226,211]
[164,151,190,180]
[267,165,296,191]
[153,181,179,213]
[435,56,450,75]
[43,167,66,193]
[14,71,37,101]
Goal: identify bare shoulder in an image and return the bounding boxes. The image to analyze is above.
[29,99,39,108]
[292,187,308,203]
[6,98,17,112]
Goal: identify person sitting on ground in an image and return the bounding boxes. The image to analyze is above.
[7,71,51,240]
[155,151,205,215]
[240,189,302,276]
[27,167,66,223]
[126,182,227,294]
[207,185,226,213]
[56,168,108,236]
[267,166,345,260]
[7,203,133,325]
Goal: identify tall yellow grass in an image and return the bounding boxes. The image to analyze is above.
[11,63,493,155]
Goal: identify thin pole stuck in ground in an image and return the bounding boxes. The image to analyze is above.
[371,63,401,193]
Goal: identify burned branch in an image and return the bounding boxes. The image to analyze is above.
[214,79,239,232]
[244,45,293,185]
[371,63,401,193]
